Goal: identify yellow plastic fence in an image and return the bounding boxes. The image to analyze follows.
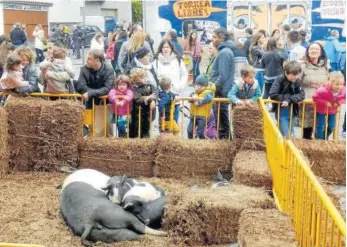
[260,99,346,247]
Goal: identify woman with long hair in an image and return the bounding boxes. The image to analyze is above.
[271,29,281,39]
[184,30,202,83]
[249,31,266,92]
[301,42,330,139]
[33,24,45,63]
[90,33,105,51]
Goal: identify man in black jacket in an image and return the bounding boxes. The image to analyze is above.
[243,28,253,62]
[72,25,83,59]
[10,22,27,47]
[76,49,114,109]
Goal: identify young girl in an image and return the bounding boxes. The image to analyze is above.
[0,53,29,91]
[108,75,134,137]
[129,68,157,138]
[312,71,346,140]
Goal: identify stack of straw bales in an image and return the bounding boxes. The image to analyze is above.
[0,108,9,173]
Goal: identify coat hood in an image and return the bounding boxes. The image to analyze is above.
[218,40,246,58]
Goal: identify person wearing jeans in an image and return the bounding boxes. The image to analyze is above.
[315,113,336,140]
[184,30,202,83]
[277,106,296,137]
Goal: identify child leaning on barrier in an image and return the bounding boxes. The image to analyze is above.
[40,47,75,94]
[129,68,157,138]
[187,74,214,139]
[158,77,180,133]
[228,64,261,105]
[312,71,346,140]
[0,53,29,92]
[108,74,134,137]
[269,61,305,137]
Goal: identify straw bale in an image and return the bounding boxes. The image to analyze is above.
[239,138,266,152]
[154,134,235,179]
[163,185,275,246]
[34,100,84,171]
[79,137,156,177]
[233,150,272,189]
[233,105,263,146]
[5,97,42,171]
[0,108,9,173]
[291,139,346,185]
[238,208,297,247]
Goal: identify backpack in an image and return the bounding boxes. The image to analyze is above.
[106,42,115,59]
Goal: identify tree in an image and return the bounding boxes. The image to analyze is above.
[132,0,143,23]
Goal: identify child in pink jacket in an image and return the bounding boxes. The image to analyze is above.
[108,75,134,137]
[312,71,346,140]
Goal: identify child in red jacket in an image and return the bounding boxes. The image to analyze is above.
[312,71,346,140]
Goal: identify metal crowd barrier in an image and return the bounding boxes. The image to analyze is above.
[263,99,344,140]
[260,99,346,247]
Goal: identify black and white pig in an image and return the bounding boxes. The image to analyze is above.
[60,182,167,246]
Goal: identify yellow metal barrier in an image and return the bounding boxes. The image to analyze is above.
[260,99,346,246]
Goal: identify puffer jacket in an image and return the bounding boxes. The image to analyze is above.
[108,88,134,116]
[312,84,346,114]
[228,79,261,104]
[190,88,214,118]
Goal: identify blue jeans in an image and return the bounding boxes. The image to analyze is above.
[192,57,201,83]
[256,70,264,93]
[188,116,206,139]
[316,113,336,140]
[111,115,129,137]
[277,107,295,137]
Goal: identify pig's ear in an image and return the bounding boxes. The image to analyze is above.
[120,174,127,183]
[123,202,134,210]
[101,184,111,191]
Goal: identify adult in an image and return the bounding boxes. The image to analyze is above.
[130,46,159,88]
[50,24,64,47]
[0,35,14,78]
[210,28,235,139]
[153,40,188,95]
[281,24,291,50]
[145,33,154,55]
[229,33,248,81]
[72,25,83,59]
[287,31,306,62]
[206,42,217,77]
[243,28,253,62]
[324,30,345,71]
[249,31,266,92]
[118,24,152,73]
[33,24,45,63]
[165,29,183,55]
[271,29,281,39]
[75,49,114,109]
[299,30,309,48]
[301,42,330,139]
[90,33,105,52]
[184,30,202,83]
[113,30,128,74]
[15,47,41,94]
[261,38,285,99]
[10,22,27,48]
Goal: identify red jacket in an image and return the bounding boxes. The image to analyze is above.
[312,84,346,114]
[108,88,134,116]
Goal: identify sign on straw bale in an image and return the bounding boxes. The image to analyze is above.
[232,105,263,147]
[233,150,272,189]
[34,100,84,171]
[5,97,83,172]
[5,97,42,171]
[0,108,9,173]
[154,134,235,179]
[238,208,298,247]
[79,137,156,177]
[291,139,346,185]
[163,185,275,246]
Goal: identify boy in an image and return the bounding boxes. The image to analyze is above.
[158,77,180,133]
[188,74,214,139]
[269,61,305,137]
[228,64,261,105]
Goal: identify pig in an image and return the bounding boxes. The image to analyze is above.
[60,182,167,246]
[102,175,138,204]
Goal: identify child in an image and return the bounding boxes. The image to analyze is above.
[129,68,157,138]
[188,74,214,139]
[108,74,134,137]
[312,71,346,140]
[158,77,180,133]
[269,61,305,137]
[0,53,29,91]
[228,64,261,105]
[41,47,75,94]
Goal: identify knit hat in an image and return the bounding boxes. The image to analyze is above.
[135,46,150,59]
[195,74,209,87]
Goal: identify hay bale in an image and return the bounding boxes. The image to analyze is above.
[292,139,346,185]
[233,150,272,189]
[5,97,42,171]
[34,100,84,171]
[239,138,266,152]
[0,108,9,173]
[79,137,156,177]
[154,134,235,179]
[233,105,263,147]
[238,208,297,247]
[163,185,275,246]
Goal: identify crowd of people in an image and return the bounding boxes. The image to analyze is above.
[0,22,346,140]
